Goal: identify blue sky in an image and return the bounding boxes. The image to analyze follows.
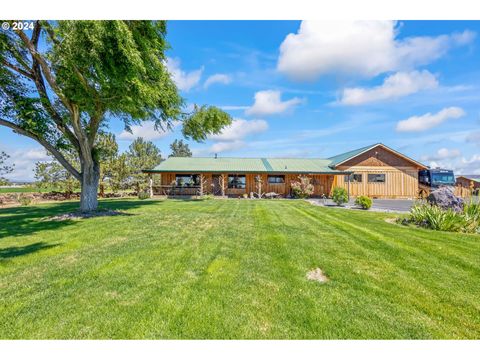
[2,20,480,181]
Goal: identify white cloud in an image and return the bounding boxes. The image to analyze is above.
[456,154,480,174]
[245,90,303,116]
[220,105,249,111]
[340,70,438,105]
[277,21,475,81]
[2,147,50,181]
[421,148,461,162]
[165,57,203,92]
[428,153,480,176]
[195,118,269,155]
[118,121,173,141]
[204,74,231,89]
[209,140,246,154]
[396,107,465,132]
[209,119,268,142]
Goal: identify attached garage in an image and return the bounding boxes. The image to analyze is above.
[330,144,427,199]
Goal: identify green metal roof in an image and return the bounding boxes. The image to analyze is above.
[145,157,349,174]
[327,144,380,167]
[328,143,427,169]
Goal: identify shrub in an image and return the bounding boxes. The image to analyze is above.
[403,202,468,233]
[291,176,314,199]
[138,191,150,200]
[332,187,348,206]
[18,195,33,206]
[198,194,214,201]
[355,195,372,210]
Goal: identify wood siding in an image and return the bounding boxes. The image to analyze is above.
[456,177,480,190]
[335,166,419,199]
[153,172,336,197]
[334,146,423,199]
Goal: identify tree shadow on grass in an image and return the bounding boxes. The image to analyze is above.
[0,199,160,239]
[0,242,59,260]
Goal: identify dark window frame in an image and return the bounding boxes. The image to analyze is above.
[368,173,386,183]
[267,175,285,184]
[344,174,363,183]
[227,174,246,189]
[175,174,200,187]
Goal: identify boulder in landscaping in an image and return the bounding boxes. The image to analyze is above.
[427,186,464,212]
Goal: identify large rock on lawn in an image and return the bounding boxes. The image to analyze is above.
[427,186,464,212]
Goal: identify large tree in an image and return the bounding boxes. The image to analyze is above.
[0,21,231,211]
[169,139,192,157]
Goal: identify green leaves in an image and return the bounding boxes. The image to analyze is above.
[50,20,183,122]
[182,105,232,142]
[0,151,14,177]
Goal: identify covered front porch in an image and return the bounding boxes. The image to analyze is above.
[144,171,352,198]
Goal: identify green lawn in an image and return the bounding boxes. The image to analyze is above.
[0,199,479,339]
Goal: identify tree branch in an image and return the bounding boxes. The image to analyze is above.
[1,59,34,80]
[26,23,81,152]
[69,104,93,165]
[40,21,104,149]
[0,118,81,181]
[31,21,41,45]
[14,29,73,114]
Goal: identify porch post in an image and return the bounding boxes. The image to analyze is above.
[347,174,350,201]
[149,173,153,198]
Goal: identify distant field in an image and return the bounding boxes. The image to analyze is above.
[0,187,54,194]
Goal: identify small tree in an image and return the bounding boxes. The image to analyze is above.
[169,139,192,157]
[254,175,264,198]
[96,133,119,196]
[35,155,79,195]
[291,175,314,198]
[0,151,14,185]
[108,154,130,192]
[332,187,348,206]
[125,137,163,192]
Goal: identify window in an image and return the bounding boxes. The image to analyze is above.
[228,174,246,189]
[268,175,285,184]
[368,174,386,183]
[432,174,455,185]
[344,174,362,183]
[175,174,200,187]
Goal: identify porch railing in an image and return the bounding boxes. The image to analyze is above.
[152,185,201,196]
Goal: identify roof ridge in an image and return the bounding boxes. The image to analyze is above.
[163,156,331,160]
[327,143,380,160]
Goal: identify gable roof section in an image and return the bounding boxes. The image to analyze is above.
[327,144,377,167]
[328,143,427,169]
[145,157,350,174]
[457,175,480,183]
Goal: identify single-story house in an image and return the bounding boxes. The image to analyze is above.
[143,143,427,199]
[456,175,480,192]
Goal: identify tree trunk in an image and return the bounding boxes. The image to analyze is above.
[80,160,100,212]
